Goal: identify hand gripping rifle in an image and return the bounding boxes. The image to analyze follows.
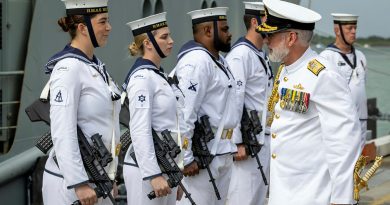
[72,127,115,205]
[25,99,116,204]
[240,107,268,185]
[192,115,221,200]
[147,129,196,205]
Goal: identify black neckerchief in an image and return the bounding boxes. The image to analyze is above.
[326,43,357,69]
[45,44,120,100]
[45,44,108,80]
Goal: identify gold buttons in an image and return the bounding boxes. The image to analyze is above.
[275,114,280,119]
[272,153,277,159]
[272,133,277,139]
[283,76,288,82]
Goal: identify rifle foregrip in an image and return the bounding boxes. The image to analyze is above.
[120,130,132,152]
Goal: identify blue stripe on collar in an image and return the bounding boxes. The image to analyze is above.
[122,57,162,91]
[231,37,264,57]
[44,44,101,74]
[325,43,342,52]
[177,40,214,61]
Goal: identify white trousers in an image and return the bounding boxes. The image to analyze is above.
[227,138,270,205]
[176,154,233,205]
[123,165,178,205]
[42,170,110,205]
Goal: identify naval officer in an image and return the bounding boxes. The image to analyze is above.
[122,12,185,205]
[42,0,121,204]
[225,2,273,205]
[320,13,368,149]
[257,0,361,204]
[174,7,240,205]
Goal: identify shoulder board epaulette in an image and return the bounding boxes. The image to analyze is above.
[307,59,325,76]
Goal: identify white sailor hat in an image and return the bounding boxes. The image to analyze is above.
[127,12,168,36]
[257,0,321,33]
[332,13,358,25]
[62,0,109,15]
[244,2,265,16]
[188,7,228,25]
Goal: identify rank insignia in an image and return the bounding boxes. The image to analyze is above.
[280,88,310,113]
[307,59,325,76]
[183,138,189,150]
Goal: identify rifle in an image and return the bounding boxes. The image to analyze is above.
[192,115,221,200]
[147,129,196,205]
[240,107,268,185]
[25,99,116,204]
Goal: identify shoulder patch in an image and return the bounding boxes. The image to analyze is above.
[50,86,68,106]
[134,90,149,108]
[307,59,325,76]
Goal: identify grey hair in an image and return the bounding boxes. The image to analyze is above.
[290,29,313,46]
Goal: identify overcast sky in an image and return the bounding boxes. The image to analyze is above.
[300,0,389,38]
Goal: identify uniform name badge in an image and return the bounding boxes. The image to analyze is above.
[280,88,310,113]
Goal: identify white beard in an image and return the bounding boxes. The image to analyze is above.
[268,35,290,63]
[269,44,289,63]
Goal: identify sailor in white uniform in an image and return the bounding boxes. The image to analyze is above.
[42,0,121,204]
[174,7,240,205]
[257,0,361,204]
[320,13,368,149]
[122,13,185,205]
[225,2,273,205]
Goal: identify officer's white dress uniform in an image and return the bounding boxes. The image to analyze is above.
[226,4,273,202]
[42,46,121,204]
[122,13,184,205]
[258,0,362,204]
[175,7,240,205]
[320,14,368,148]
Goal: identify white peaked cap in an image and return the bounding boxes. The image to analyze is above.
[62,0,109,15]
[188,7,228,25]
[332,13,359,24]
[127,12,168,36]
[257,0,321,33]
[264,0,321,23]
[244,2,265,14]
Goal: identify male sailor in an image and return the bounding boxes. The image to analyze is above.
[225,2,273,205]
[320,13,368,149]
[173,7,240,205]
